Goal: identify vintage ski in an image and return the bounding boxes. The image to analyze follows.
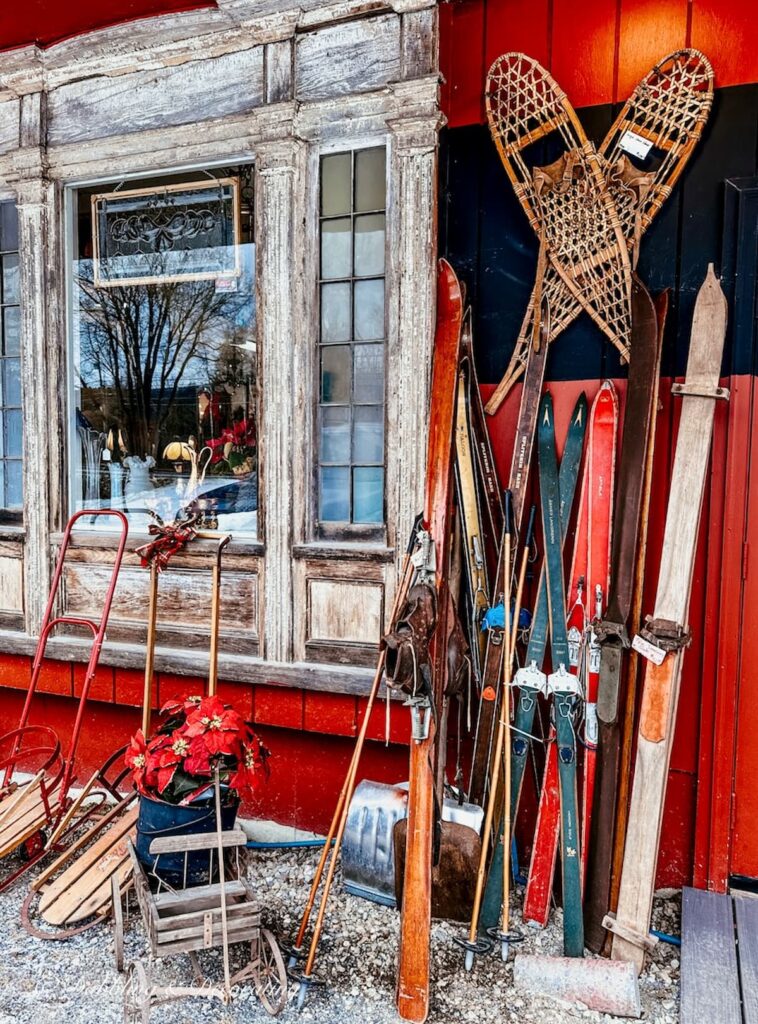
[460,309,503,588]
[523,383,617,936]
[584,279,663,952]
[468,327,549,806]
[396,259,462,1023]
[606,266,728,972]
[479,392,587,934]
[581,382,618,880]
[455,369,489,673]
[607,290,670,930]
[538,392,584,956]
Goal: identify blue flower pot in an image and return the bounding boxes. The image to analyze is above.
[136,791,239,888]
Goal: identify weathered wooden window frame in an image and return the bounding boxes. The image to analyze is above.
[63,162,259,540]
[313,139,390,545]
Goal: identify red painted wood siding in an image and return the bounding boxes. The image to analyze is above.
[442,0,758,128]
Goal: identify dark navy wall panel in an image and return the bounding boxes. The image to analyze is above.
[439,83,758,384]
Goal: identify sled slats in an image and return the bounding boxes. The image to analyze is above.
[681,888,741,1024]
[0,783,59,858]
[149,827,247,854]
[736,897,758,1024]
[154,879,247,912]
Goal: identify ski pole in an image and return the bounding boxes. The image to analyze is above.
[456,490,513,971]
[498,505,536,960]
[288,515,422,972]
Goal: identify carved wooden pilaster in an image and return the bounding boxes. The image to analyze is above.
[386,114,444,588]
[255,136,306,662]
[14,178,56,634]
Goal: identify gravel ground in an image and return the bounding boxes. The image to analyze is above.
[0,845,680,1024]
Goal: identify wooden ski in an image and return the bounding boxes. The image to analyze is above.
[581,382,619,882]
[396,259,463,1023]
[607,290,670,930]
[460,309,503,589]
[606,266,728,972]
[455,350,492,675]
[584,280,664,952]
[486,49,713,413]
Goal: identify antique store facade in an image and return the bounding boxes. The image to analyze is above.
[1,0,758,893]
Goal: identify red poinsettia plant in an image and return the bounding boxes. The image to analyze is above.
[125,695,269,806]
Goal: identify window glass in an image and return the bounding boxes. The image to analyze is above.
[0,203,22,512]
[69,166,258,534]
[317,148,386,529]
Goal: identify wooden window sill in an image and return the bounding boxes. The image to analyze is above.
[0,525,25,541]
[50,531,265,558]
[0,629,381,698]
[293,541,395,563]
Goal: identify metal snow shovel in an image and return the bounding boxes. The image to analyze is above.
[342,779,483,916]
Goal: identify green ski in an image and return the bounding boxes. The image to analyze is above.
[539,392,583,957]
[479,392,587,935]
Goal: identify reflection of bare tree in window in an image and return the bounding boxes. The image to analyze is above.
[78,262,242,459]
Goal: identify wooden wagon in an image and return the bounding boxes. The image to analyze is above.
[115,791,287,1020]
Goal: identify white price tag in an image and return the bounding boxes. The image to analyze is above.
[619,130,654,161]
[631,633,666,665]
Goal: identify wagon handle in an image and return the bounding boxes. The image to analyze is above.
[214,767,232,999]
[207,535,231,698]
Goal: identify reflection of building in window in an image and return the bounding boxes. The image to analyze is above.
[0,204,21,513]
[69,165,258,535]
[318,148,386,531]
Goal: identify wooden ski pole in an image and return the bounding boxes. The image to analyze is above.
[288,517,421,974]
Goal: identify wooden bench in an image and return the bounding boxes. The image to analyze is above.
[681,886,758,1024]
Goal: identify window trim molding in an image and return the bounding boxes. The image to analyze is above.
[62,161,260,544]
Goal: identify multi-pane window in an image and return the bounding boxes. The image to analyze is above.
[69,166,259,534]
[318,148,386,530]
[0,204,21,512]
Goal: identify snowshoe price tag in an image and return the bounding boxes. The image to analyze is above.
[631,632,666,665]
[619,130,654,161]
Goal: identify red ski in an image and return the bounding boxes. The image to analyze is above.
[396,259,463,1023]
[523,382,618,927]
[582,382,618,880]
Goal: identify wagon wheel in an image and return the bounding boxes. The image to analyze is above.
[123,961,151,1024]
[112,875,125,973]
[254,928,288,1016]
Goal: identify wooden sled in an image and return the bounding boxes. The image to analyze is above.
[0,510,128,893]
[0,776,61,858]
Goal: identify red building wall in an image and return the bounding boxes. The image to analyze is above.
[0,0,756,891]
[440,0,758,128]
